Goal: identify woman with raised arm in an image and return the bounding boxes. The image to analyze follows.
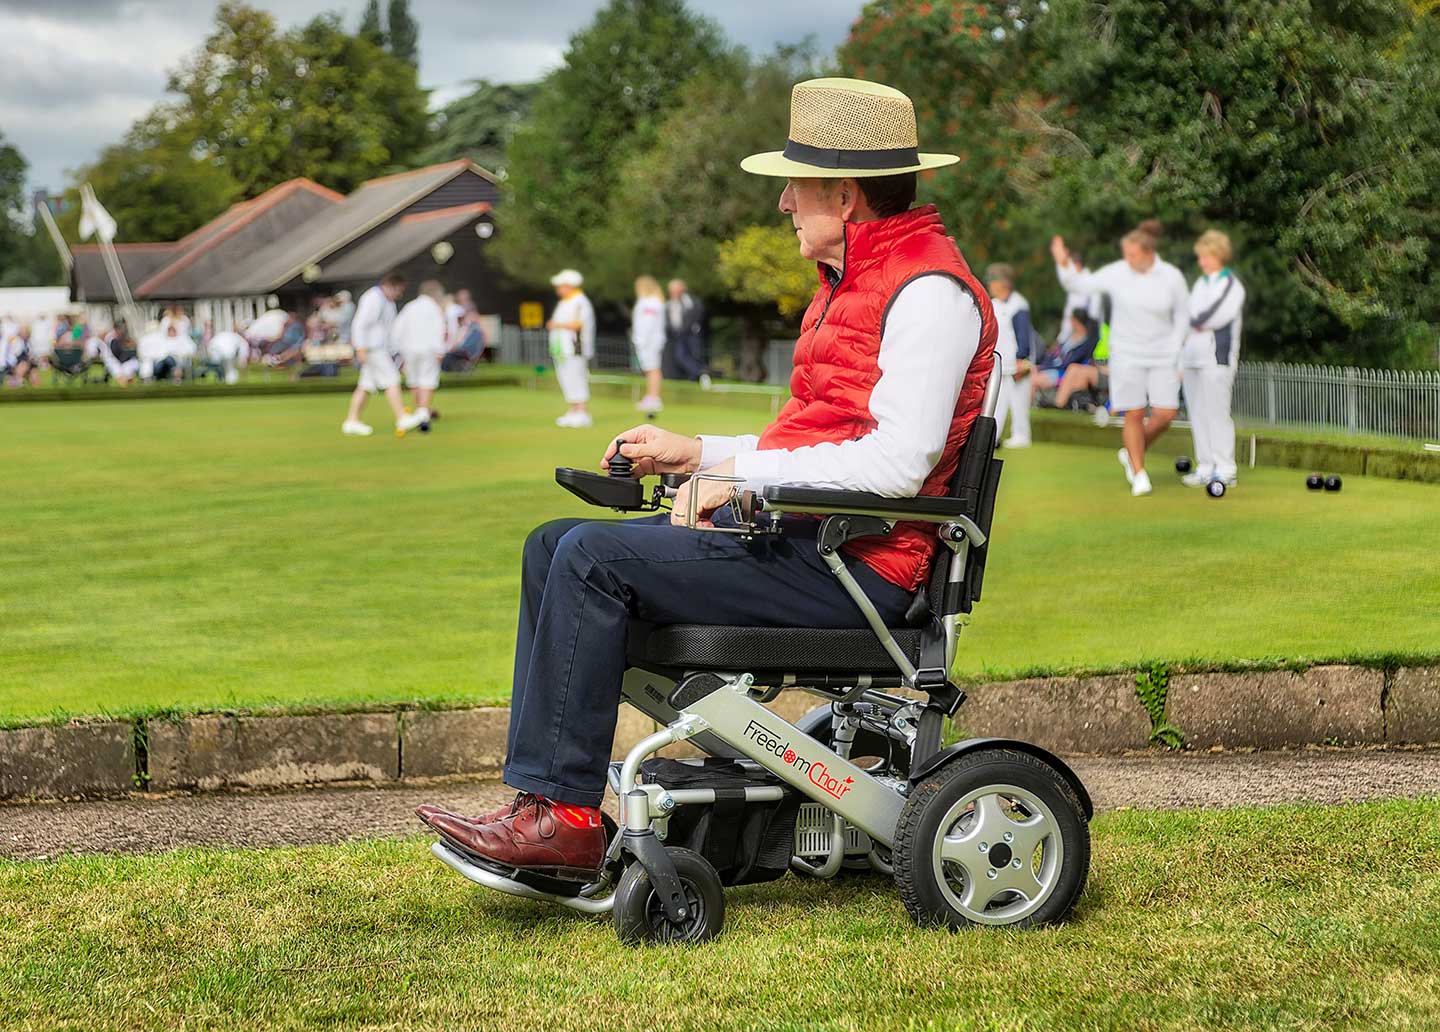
[1181,230,1246,489]
[1050,221,1190,496]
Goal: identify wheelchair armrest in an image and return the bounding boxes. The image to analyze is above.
[760,486,970,523]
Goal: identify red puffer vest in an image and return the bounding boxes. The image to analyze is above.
[758,205,997,591]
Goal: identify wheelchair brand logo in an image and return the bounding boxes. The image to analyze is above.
[743,718,855,801]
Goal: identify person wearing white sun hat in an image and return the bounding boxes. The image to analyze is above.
[547,268,596,428]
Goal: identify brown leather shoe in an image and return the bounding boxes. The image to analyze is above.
[415,794,528,830]
[429,796,606,879]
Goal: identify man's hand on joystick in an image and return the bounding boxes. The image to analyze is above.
[606,441,633,478]
[602,425,702,477]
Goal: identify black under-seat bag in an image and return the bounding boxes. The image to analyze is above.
[639,757,800,887]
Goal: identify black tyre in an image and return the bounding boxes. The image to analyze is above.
[893,748,1089,930]
[612,847,725,945]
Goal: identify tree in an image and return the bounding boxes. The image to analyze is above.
[716,224,816,318]
[493,0,740,290]
[162,4,429,197]
[587,47,815,301]
[57,113,242,242]
[415,80,538,174]
[359,0,385,47]
[842,0,1440,366]
[386,0,418,65]
[0,134,63,286]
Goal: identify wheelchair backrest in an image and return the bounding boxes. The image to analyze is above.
[923,413,1003,618]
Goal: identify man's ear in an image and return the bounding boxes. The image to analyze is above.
[836,178,862,221]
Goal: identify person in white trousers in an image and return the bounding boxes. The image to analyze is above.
[1051,220,1190,497]
[548,269,596,428]
[984,263,1034,448]
[631,275,666,414]
[343,271,427,437]
[207,325,249,385]
[394,279,448,426]
[1181,230,1246,487]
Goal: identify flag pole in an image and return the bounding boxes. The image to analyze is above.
[82,184,144,334]
[33,194,72,272]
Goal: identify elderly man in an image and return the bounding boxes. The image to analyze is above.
[662,278,706,382]
[418,78,996,877]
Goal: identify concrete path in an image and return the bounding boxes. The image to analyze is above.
[5,748,1440,862]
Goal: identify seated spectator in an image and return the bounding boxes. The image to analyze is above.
[244,307,290,356]
[2,325,36,386]
[1035,310,1101,393]
[260,313,306,367]
[441,314,488,371]
[88,329,140,386]
[207,326,249,385]
[138,323,191,382]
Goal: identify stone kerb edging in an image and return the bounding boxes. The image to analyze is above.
[2,664,1437,801]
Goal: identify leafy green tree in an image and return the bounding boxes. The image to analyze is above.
[0,135,63,286]
[843,0,1440,366]
[165,2,429,196]
[588,47,814,300]
[716,224,816,317]
[493,0,740,290]
[57,114,243,242]
[416,80,538,174]
[359,0,385,47]
[386,0,418,65]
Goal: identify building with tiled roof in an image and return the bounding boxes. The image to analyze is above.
[70,160,522,331]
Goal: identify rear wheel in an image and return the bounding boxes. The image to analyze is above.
[893,748,1089,929]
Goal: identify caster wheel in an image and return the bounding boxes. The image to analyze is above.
[1206,479,1226,498]
[894,748,1089,930]
[613,847,725,945]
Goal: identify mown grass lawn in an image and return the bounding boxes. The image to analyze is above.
[3,800,1439,1031]
[2,385,1437,727]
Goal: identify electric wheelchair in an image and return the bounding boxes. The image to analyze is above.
[431,362,1091,942]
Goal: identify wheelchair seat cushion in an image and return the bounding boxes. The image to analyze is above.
[629,623,923,674]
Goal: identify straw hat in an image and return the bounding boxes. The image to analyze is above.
[550,269,584,288]
[741,77,959,179]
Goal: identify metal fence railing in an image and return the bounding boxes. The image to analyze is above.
[1233,363,1440,441]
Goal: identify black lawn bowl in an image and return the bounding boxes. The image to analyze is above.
[1175,456,1193,474]
[1206,479,1227,498]
[1306,473,1324,490]
[1324,475,1343,492]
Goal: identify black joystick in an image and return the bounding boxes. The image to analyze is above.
[607,441,634,478]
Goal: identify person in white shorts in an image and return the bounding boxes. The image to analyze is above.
[631,275,666,414]
[984,263,1034,448]
[1182,229,1246,488]
[342,271,426,437]
[548,269,596,428]
[394,279,447,426]
[1051,220,1190,496]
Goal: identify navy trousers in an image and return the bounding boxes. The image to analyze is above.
[502,512,914,806]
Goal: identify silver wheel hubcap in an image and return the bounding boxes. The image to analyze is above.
[930,783,1063,925]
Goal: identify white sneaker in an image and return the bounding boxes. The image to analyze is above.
[1001,436,1031,449]
[1131,470,1153,497]
[1117,448,1135,485]
[698,373,713,390]
[341,420,373,436]
[1092,407,1111,427]
[636,395,663,414]
[396,411,427,434]
[1180,471,1208,488]
[556,411,593,428]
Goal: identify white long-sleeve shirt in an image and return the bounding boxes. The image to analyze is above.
[351,285,396,355]
[631,297,665,351]
[698,275,982,496]
[393,295,447,358]
[990,290,1032,374]
[1056,257,1189,364]
[1182,270,1246,369]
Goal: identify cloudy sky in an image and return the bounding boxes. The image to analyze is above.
[1,0,866,192]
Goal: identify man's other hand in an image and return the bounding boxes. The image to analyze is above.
[670,459,738,528]
[603,426,702,477]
